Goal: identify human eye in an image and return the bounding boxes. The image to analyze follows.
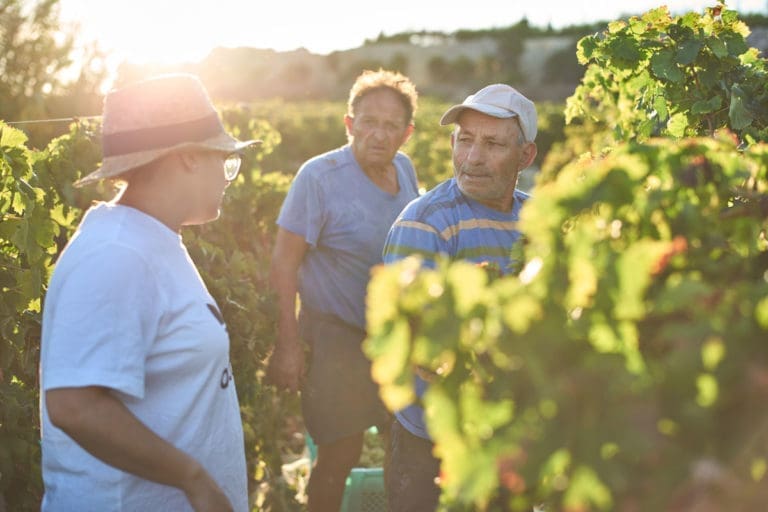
[357,117,376,128]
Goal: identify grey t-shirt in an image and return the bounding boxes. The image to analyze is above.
[277,145,419,329]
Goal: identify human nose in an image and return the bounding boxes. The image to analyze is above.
[463,142,485,165]
[370,124,389,139]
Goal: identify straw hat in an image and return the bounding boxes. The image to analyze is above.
[75,73,260,187]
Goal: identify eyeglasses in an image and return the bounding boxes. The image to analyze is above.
[223,153,242,181]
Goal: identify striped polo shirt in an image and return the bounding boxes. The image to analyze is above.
[382,177,528,439]
[383,178,528,273]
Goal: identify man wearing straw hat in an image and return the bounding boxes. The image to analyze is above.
[39,74,258,511]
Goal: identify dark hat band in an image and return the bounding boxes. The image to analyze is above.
[102,113,224,157]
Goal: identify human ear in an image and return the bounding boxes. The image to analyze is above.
[401,123,415,144]
[343,114,354,137]
[519,142,538,169]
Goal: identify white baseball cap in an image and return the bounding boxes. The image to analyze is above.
[439,84,538,142]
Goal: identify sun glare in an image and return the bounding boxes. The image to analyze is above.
[60,1,225,65]
[59,0,768,71]
[58,0,364,68]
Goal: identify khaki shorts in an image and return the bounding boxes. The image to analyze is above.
[299,308,391,445]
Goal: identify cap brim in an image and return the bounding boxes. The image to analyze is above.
[439,104,518,126]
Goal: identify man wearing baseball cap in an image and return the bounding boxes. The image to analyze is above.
[381,83,538,511]
[40,74,258,511]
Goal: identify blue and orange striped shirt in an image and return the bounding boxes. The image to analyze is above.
[383,178,528,273]
[382,177,529,439]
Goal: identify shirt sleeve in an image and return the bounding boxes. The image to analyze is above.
[382,211,447,269]
[276,165,326,247]
[396,152,419,195]
[42,244,162,399]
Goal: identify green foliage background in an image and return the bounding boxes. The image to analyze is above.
[3,2,768,511]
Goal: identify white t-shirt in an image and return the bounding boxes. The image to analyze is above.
[39,203,248,512]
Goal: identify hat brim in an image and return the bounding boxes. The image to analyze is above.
[74,133,261,187]
[439,104,518,126]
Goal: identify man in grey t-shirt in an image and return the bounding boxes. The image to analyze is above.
[268,69,419,511]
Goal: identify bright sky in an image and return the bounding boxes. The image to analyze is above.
[59,0,767,65]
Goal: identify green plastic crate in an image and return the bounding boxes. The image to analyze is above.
[305,428,387,511]
[340,467,387,512]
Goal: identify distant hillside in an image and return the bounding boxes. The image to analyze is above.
[116,32,585,102]
[114,17,768,105]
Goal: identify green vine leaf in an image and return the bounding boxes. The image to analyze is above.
[723,30,749,56]
[0,125,28,148]
[691,96,723,114]
[676,38,703,65]
[667,112,689,136]
[608,36,645,69]
[729,84,754,129]
[577,36,599,64]
[650,50,684,82]
[707,36,728,58]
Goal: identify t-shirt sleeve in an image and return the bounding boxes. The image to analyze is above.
[396,152,419,195]
[382,208,446,269]
[42,244,162,399]
[276,166,325,247]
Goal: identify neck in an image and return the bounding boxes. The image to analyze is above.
[481,197,515,212]
[459,182,517,213]
[116,179,185,233]
[362,162,399,194]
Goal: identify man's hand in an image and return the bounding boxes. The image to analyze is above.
[268,227,310,393]
[266,337,305,392]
